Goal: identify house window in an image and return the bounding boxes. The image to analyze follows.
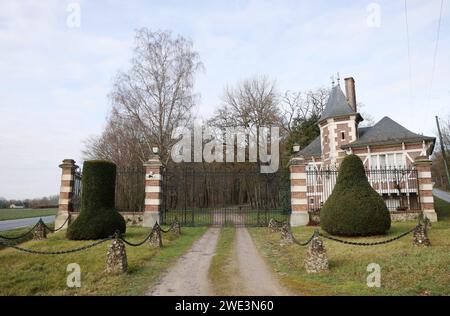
[379,154,386,168]
[341,131,345,140]
[370,153,405,169]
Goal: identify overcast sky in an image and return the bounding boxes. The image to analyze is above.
[0,0,449,199]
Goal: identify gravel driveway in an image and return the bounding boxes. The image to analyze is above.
[233,227,291,296]
[147,227,220,296]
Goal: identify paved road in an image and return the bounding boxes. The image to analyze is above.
[433,188,450,203]
[0,216,55,232]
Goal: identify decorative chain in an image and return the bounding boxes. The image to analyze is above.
[119,228,155,247]
[0,237,111,255]
[318,225,418,246]
[159,220,177,233]
[120,219,179,246]
[43,217,70,233]
[290,230,317,246]
[0,221,41,240]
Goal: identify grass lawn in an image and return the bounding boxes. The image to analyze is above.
[0,208,57,221]
[0,226,207,295]
[163,208,289,227]
[248,197,450,296]
[208,227,236,295]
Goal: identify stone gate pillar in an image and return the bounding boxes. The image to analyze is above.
[143,155,163,227]
[414,156,438,222]
[290,155,309,226]
[54,159,78,229]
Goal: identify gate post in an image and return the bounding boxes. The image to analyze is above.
[54,159,78,230]
[143,155,163,227]
[414,156,438,222]
[290,155,309,226]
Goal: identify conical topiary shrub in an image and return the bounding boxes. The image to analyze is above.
[320,155,391,236]
[67,160,126,240]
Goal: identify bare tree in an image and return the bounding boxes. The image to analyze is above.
[210,76,282,130]
[83,108,146,168]
[105,28,203,166]
[281,88,329,132]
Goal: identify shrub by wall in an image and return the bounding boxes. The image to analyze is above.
[67,160,126,240]
[320,154,391,236]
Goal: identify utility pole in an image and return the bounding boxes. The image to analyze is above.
[435,116,450,188]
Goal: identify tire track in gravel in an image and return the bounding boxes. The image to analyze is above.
[147,227,220,296]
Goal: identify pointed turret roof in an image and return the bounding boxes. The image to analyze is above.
[319,85,362,123]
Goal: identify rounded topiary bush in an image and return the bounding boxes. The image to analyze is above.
[320,154,391,236]
[67,160,126,240]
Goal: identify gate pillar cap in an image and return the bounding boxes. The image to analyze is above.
[144,155,162,167]
[59,159,77,169]
[413,156,432,165]
[290,155,306,166]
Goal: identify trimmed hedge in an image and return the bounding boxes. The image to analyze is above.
[320,154,391,236]
[67,160,126,240]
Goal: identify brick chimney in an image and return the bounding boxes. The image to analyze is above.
[344,77,357,112]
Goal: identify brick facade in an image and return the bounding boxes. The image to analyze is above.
[143,155,163,227]
[413,156,437,222]
[289,156,309,226]
[54,159,78,229]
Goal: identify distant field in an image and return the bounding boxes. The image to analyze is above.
[0,208,58,221]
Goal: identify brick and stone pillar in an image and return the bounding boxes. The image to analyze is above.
[143,155,163,227]
[414,156,438,222]
[290,155,309,226]
[54,159,78,229]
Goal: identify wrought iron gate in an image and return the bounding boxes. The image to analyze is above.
[306,166,421,213]
[160,165,290,227]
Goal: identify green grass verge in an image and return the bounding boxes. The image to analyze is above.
[0,226,207,295]
[208,228,236,295]
[248,197,450,296]
[0,208,57,221]
[163,208,289,227]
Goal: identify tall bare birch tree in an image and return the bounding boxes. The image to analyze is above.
[86,28,203,167]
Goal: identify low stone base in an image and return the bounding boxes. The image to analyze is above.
[268,218,283,232]
[413,217,431,247]
[33,220,47,240]
[106,239,128,274]
[423,210,438,223]
[290,212,309,227]
[143,212,159,228]
[170,219,181,236]
[304,235,329,273]
[149,223,163,248]
[280,223,294,246]
[54,212,70,230]
[390,211,421,222]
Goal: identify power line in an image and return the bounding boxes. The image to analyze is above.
[404,0,413,101]
[429,0,445,105]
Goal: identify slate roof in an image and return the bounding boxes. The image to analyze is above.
[318,85,362,123]
[297,136,322,157]
[297,117,435,157]
[342,116,435,148]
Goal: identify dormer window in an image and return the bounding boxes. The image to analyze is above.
[341,131,345,140]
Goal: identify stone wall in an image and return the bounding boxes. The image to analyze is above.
[389,211,421,222]
[69,212,144,226]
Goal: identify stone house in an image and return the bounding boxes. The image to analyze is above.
[291,77,437,225]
